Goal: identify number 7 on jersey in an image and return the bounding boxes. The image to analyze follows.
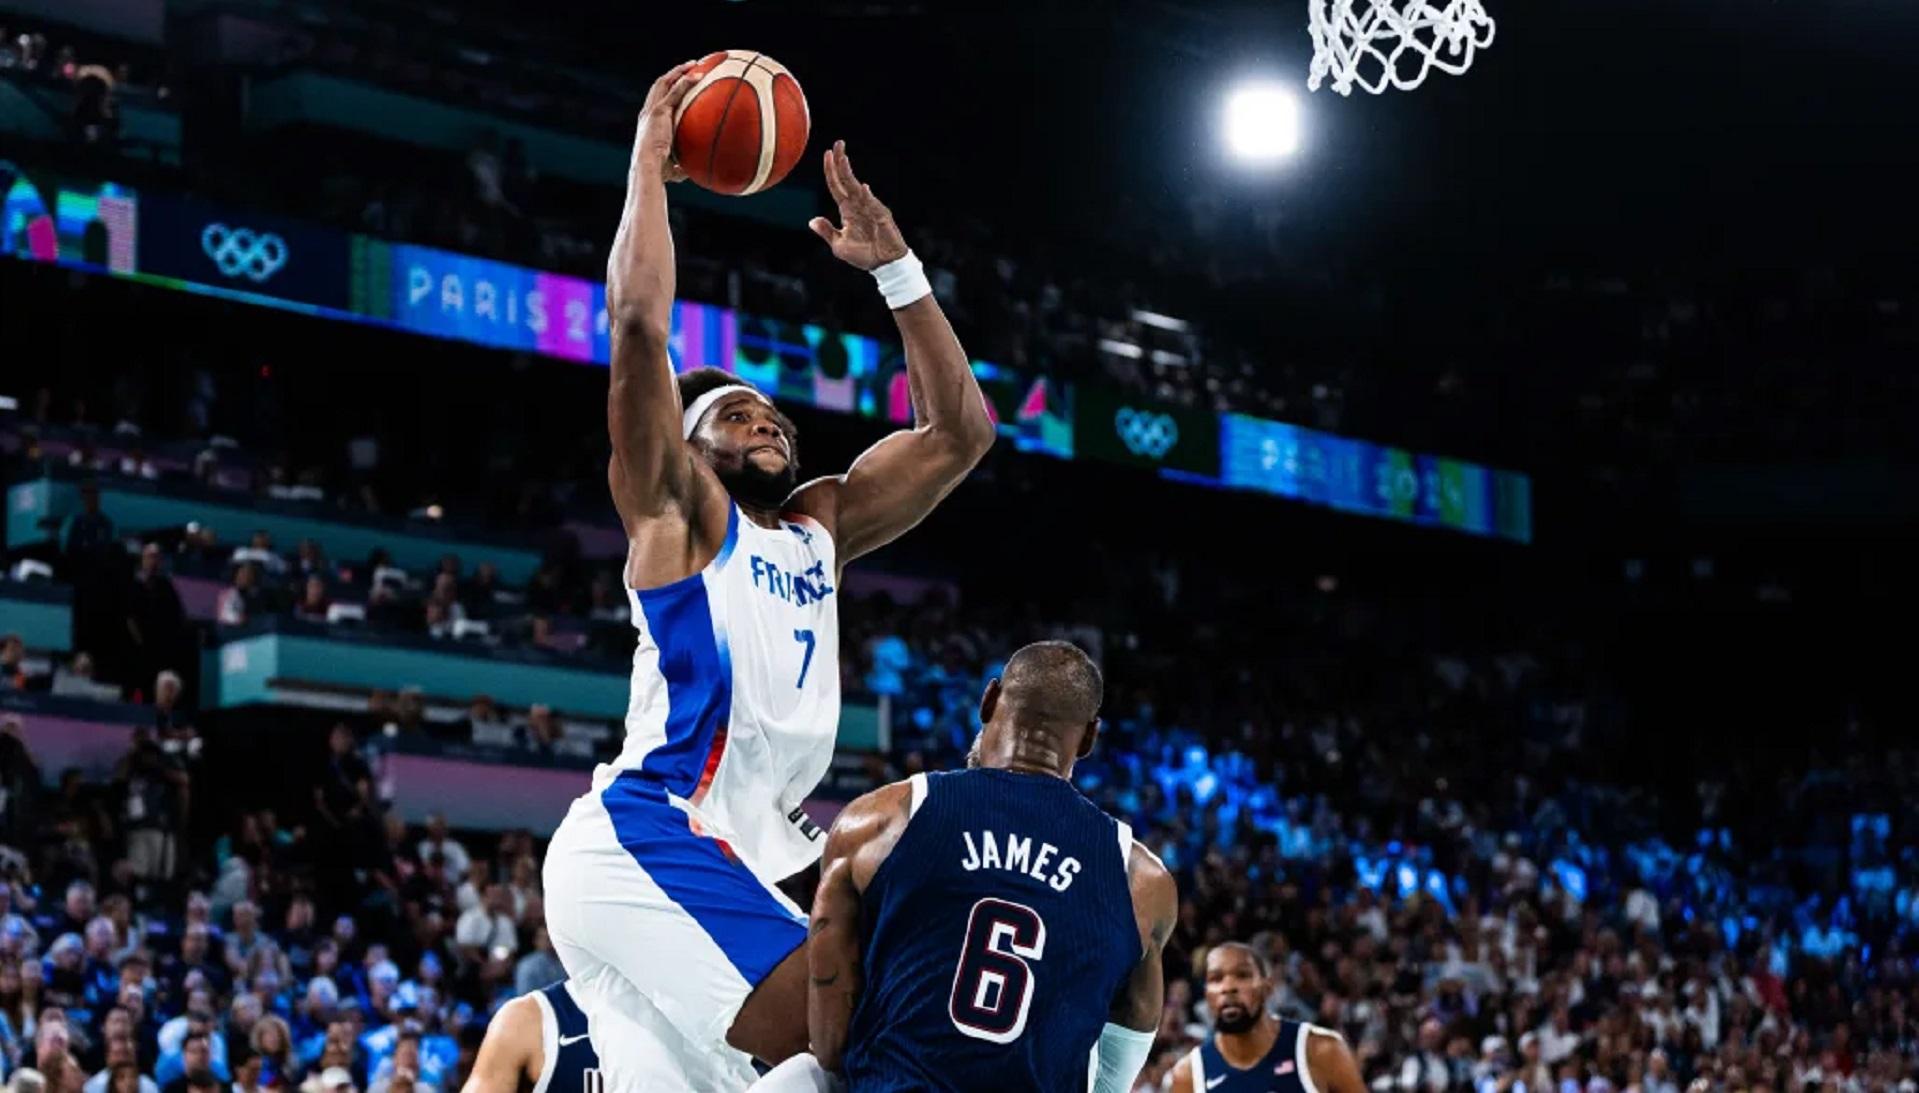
[793,628,816,689]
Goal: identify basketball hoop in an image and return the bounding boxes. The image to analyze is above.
[1307,0,1496,96]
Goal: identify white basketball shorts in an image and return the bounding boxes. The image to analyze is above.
[543,772,808,1093]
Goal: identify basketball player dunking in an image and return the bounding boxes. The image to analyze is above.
[1167,943,1367,1093]
[542,61,995,1092]
[753,642,1177,1093]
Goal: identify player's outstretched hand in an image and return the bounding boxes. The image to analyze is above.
[634,60,700,182]
[808,141,910,271]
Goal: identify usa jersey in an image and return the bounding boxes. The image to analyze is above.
[529,980,603,1093]
[608,504,840,881]
[843,769,1140,1093]
[1188,1020,1333,1093]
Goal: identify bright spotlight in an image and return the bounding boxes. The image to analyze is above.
[1222,81,1302,163]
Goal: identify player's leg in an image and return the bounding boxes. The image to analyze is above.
[727,944,809,1062]
[545,777,808,1086]
[745,1053,843,1093]
[548,958,719,1093]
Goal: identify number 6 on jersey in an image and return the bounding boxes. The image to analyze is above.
[948,897,1046,1043]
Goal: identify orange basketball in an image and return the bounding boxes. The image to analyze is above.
[672,50,810,197]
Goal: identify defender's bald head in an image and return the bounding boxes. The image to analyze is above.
[971,641,1105,777]
[998,640,1103,726]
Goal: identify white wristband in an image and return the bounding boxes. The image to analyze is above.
[871,250,932,310]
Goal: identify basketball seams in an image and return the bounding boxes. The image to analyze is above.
[704,51,763,194]
[741,65,780,195]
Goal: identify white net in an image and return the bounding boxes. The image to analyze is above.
[1307,0,1496,96]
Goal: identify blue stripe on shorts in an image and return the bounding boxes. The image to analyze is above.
[600,774,805,988]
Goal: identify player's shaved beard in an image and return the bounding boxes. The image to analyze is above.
[1214,1002,1259,1035]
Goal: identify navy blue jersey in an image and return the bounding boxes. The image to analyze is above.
[1189,1020,1330,1093]
[532,981,604,1093]
[843,768,1141,1093]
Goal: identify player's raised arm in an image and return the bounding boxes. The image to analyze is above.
[792,142,996,563]
[605,61,702,526]
[1096,841,1177,1093]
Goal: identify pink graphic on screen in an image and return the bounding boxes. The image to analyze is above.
[534,273,597,361]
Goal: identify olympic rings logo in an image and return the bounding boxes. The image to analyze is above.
[201,223,288,283]
[1114,407,1179,459]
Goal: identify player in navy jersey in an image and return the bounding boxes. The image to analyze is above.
[1166,943,1367,1093]
[463,980,604,1093]
[752,641,1176,1093]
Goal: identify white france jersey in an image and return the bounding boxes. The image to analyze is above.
[602,504,841,882]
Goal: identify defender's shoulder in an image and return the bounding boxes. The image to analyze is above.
[491,990,546,1032]
[1127,839,1175,899]
[1303,1021,1364,1093]
[823,778,918,858]
[834,778,915,833]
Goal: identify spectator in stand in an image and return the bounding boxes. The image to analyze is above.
[125,544,186,693]
[215,564,264,629]
[582,577,628,657]
[450,862,484,919]
[311,721,375,880]
[398,855,453,932]
[63,482,116,561]
[0,720,38,851]
[229,533,286,579]
[1,635,30,692]
[69,65,119,147]
[291,541,327,583]
[157,925,225,1011]
[0,958,37,1071]
[450,888,512,992]
[151,671,192,736]
[457,565,499,622]
[365,1027,431,1093]
[83,1034,154,1093]
[51,652,113,700]
[114,446,157,482]
[508,927,561,999]
[389,692,425,738]
[294,577,332,624]
[280,897,322,981]
[514,701,560,751]
[32,1019,85,1092]
[156,1027,225,1092]
[457,698,508,748]
[46,882,97,942]
[412,820,467,886]
[114,728,186,889]
[223,903,267,982]
[1399,1017,1449,1093]
[1535,1006,1580,1066]
[249,1016,298,1088]
[290,979,337,1066]
[420,577,464,641]
[523,616,555,653]
[79,917,119,1011]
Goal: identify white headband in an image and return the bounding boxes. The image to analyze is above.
[682,384,770,440]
